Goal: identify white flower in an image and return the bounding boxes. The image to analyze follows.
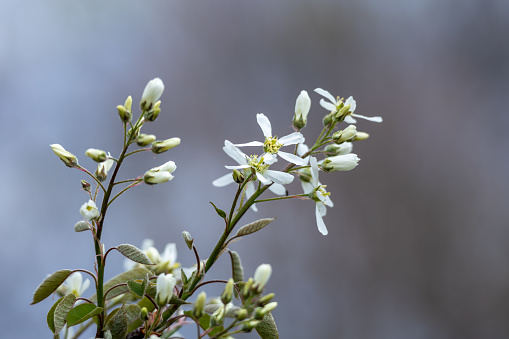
[144,160,177,185]
[314,88,382,123]
[156,273,176,305]
[213,141,287,211]
[64,272,90,298]
[50,144,78,167]
[80,199,99,221]
[253,264,272,291]
[321,153,360,172]
[235,113,307,165]
[141,78,164,111]
[223,140,294,186]
[293,90,311,128]
[304,157,334,235]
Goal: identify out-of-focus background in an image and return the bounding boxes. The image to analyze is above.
[2,0,508,338]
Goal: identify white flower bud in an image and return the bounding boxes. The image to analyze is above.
[141,78,164,111]
[354,132,370,141]
[156,273,176,305]
[85,148,107,162]
[333,125,357,143]
[324,142,353,156]
[293,90,311,129]
[152,138,181,154]
[95,156,114,182]
[321,154,360,172]
[50,144,78,168]
[253,264,272,292]
[80,199,100,221]
[144,160,177,185]
[137,134,157,147]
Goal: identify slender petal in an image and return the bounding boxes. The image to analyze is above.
[310,157,319,185]
[314,88,337,104]
[344,115,357,124]
[256,113,272,137]
[225,164,250,170]
[162,243,177,264]
[320,99,337,112]
[345,96,357,112]
[263,170,294,185]
[234,141,264,147]
[212,173,234,187]
[278,151,308,166]
[301,181,314,194]
[256,172,272,185]
[315,204,328,235]
[245,182,258,212]
[268,183,286,196]
[279,132,305,145]
[352,114,383,123]
[223,140,248,165]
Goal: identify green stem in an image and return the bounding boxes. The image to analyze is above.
[254,194,308,203]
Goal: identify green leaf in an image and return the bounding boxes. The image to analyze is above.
[210,202,227,219]
[90,267,152,302]
[235,218,275,238]
[169,294,190,306]
[53,293,76,334]
[182,230,194,250]
[255,312,279,339]
[31,269,73,305]
[47,296,64,333]
[127,297,156,333]
[74,221,91,232]
[105,305,127,339]
[66,303,102,327]
[127,281,144,298]
[117,244,154,265]
[124,304,142,323]
[229,251,244,283]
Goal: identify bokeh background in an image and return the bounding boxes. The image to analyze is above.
[1,0,508,338]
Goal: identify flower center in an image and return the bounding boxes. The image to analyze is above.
[263,136,283,154]
[248,155,269,173]
[311,185,331,203]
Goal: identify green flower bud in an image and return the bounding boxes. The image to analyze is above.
[334,104,351,121]
[321,154,360,172]
[236,308,248,321]
[137,134,157,147]
[233,169,244,184]
[324,142,353,156]
[81,180,91,192]
[145,101,161,122]
[124,95,132,112]
[85,148,107,162]
[117,105,131,123]
[253,307,265,320]
[221,279,234,305]
[152,138,181,154]
[258,293,275,306]
[253,264,272,293]
[242,278,254,299]
[50,144,78,168]
[141,307,149,321]
[322,112,334,126]
[193,291,207,319]
[241,320,261,332]
[332,125,357,144]
[354,131,370,141]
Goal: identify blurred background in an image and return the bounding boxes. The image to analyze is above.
[1,0,508,338]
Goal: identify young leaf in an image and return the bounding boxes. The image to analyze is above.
[117,244,154,265]
[105,305,128,339]
[182,230,194,250]
[229,250,244,283]
[47,296,64,333]
[53,293,76,334]
[74,221,91,232]
[90,267,152,302]
[234,218,275,238]
[32,269,73,305]
[67,304,102,327]
[127,281,144,299]
[210,202,227,219]
[255,312,280,339]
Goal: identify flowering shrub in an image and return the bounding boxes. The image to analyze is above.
[33,78,381,339]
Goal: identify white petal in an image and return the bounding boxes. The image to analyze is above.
[223,140,248,165]
[343,115,357,124]
[268,183,286,196]
[310,157,319,183]
[324,195,334,207]
[345,96,357,112]
[263,170,294,185]
[352,114,383,123]
[256,113,272,137]
[301,181,314,194]
[278,151,308,166]
[317,202,327,217]
[80,279,90,295]
[320,99,337,112]
[225,165,250,170]
[213,173,235,187]
[314,88,336,104]
[315,204,328,235]
[245,182,259,212]
[256,172,272,185]
[279,132,305,146]
[234,141,264,147]
[297,143,309,157]
[264,153,277,165]
[162,243,177,264]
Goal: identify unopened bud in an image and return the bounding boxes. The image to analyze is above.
[354,132,370,141]
[254,307,265,320]
[241,320,261,332]
[322,112,334,126]
[117,105,131,123]
[242,278,253,299]
[321,154,360,172]
[50,144,78,168]
[324,142,353,156]
[124,95,132,112]
[332,125,357,144]
[233,169,244,184]
[85,148,107,162]
[253,264,272,293]
[193,291,206,319]
[81,180,91,192]
[261,301,278,314]
[141,307,149,321]
[293,90,311,129]
[152,138,181,154]
[137,134,157,147]
[141,78,164,111]
[182,231,194,250]
[236,308,248,321]
[221,279,234,304]
[258,293,275,306]
[145,101,161,122]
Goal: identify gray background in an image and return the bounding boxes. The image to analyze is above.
[1,1,509,338]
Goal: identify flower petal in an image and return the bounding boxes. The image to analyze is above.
[301,181,314,194]
[213,173,235,187]
[256,113,272,137]
[310,157,319,184]
[320,99,337,112]
[264,153,277,165]
[345,96,357,112]
[268,183,286,196]
[352,114,383,123]
[279,132,305,146]
[225,165,250,170]
[315,204,329,235]
[256,172,272,185]
[314,88,336,104]
[245,182,259,212]
[343,115,357,124]
[223,140,248,165]
[234,141,264,147]
[263,170,294,185]
[297,143,309,157]
[278,151,308,166]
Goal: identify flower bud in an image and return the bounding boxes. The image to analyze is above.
[261,301,278,314]
[241,320,261,332]
[322,112,334,126]
[141,307,150,321]
[156,273,176,306]
[117,105,131,123]
[80,199,100,221]
[152,138,181,154]
[141,78,164,111]
[320,154,360,172]
[293,90,311,129]
[236,308,249,321]
[137,134,157,147]
[332,125,357,144]
[258,293,275,306]
[81,180,91,192]
[144,160,177,185]
[85,148,107,162]
[221,279,234,304]
[354,132,370,141]
[242,278,254,299]
[253,264,272,293]
[50,144,78,168]
[253,307,265,320]
[192,291,207,319]
[233,169,244,184]
[145,101,161,122]
[324,142,353,156]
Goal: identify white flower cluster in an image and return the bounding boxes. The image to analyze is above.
[214,88,382,235]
